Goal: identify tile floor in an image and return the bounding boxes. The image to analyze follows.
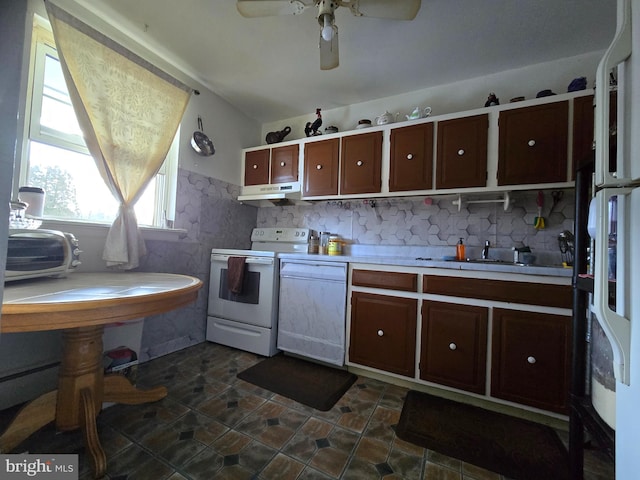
[1,342,614,479]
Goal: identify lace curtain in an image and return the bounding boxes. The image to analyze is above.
[46,2,191,269]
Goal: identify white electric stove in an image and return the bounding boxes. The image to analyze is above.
[206,227,310,356]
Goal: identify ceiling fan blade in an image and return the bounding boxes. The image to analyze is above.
[347,0,421,20]
[319,28,339,70]
[237,0,313,18]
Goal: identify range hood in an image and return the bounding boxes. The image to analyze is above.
[237,182,307,206]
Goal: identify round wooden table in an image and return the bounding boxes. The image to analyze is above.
[1,272,202,478]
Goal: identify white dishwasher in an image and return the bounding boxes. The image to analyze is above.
[277,259,347,366]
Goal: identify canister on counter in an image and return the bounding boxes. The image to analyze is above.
[319,231,330,254]
[18,186,45,218]
[328,235,342,255]
[308,233,319,254]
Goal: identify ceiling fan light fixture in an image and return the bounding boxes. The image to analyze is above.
[320,14,334,41]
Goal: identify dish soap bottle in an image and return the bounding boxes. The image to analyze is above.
[456,238,466,261]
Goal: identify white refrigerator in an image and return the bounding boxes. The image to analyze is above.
[592,0,640,477]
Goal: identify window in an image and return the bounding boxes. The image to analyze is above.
[21,17,178,227]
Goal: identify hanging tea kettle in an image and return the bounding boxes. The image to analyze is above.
[191,116,215,156]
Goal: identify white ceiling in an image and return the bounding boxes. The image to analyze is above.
[73,0,616,124]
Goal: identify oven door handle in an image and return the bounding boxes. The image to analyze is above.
[210,254,274,265]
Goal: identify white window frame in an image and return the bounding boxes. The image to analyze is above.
[17,15,179,229]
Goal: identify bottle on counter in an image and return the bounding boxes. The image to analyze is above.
[319,231,330,255]
[456,237,466,261]
[328,235,342,255]
[308,233,319,254]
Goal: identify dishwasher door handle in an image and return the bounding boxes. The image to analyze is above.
[279,262,347,282]
[280,273,345,282]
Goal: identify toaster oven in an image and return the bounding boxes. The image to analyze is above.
[5,229,81,282]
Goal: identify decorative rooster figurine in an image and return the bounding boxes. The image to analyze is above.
[305,108,323,137]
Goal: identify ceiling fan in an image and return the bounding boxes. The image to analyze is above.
[236,0,421,70]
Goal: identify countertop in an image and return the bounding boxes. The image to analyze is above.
[277,252,572,278]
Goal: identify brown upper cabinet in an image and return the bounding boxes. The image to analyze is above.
[303,138,340,197]
[572,94,595,174]
[497,101,569,185]
[244,149,270,186]
[340,131,383,195]
[389,123,434,192]
[436,114,488,189]
[270,144,299,184]
[573,92,617,174]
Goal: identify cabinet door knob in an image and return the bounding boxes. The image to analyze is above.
[356,160,363,166]
[377,329,384,337]
[407,153,414,160]
[280,161,286,167]
[527,356,536,364]
[316,164,322,170]
[528,140,536,147]
[457,149,465,156]
[449,342,457,350]
[252,164,258,169]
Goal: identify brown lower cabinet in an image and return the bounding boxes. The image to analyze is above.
[420,301,488,394]
[491,308,571,414]
[349,292,417,377]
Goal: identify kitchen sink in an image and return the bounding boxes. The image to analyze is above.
[466,258,542,267]
[465,258,510,264]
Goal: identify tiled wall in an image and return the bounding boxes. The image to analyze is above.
[258,189,575,261]
[137,169,257,361]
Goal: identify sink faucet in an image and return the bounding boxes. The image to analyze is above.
[512,245,531,263]
[482,240,490,259]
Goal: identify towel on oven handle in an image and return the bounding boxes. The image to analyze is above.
[227,256,247,294]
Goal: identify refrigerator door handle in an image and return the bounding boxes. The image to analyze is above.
[595,0,632,187]
[593,188,632,385]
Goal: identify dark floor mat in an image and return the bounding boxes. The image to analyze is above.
[237,354,357,411]
[396,390,569,480]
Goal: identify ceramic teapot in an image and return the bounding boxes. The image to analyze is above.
[406,106,432,120]
[375,111,399,125]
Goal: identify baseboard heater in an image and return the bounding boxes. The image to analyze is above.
[0,361,60,384]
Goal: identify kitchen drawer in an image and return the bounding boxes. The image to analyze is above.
[351,270,417,292]
[423,275,571,309]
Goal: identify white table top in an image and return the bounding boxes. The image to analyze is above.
[3,272,201,304]
[2,272,202,333]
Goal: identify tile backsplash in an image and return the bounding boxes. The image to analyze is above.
[258,189,575,262]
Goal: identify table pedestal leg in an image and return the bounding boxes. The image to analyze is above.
[0,390,57,453]
[56,326,104,431]
[56,326,106,478]
[1,324,167,478]
[103,374,167,404]
[80,387,106,478]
